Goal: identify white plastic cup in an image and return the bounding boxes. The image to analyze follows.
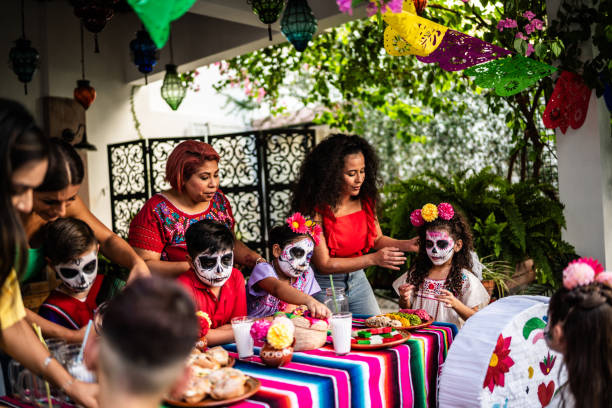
[330,312,352,355]
[231,316,255,359]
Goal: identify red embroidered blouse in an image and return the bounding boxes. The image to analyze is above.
[128,192,234,262]
[319,198,378,258]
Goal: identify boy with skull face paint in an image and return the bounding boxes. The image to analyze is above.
[38,218,105,329]
[246,215,330,319]
[393,203,489,328]
[178,219,247,346]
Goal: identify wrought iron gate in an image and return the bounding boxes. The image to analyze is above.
[107,128,315,256]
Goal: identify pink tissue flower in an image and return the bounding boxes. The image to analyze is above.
[437,203,455,220]
[523,11,536,21]
[595,271,612,287]
[563,260,595,289]
[578,258,605,274]
[516,32,528,40]
[525,43,534,57]
[336,0,353,15]
[250,320,272,342]
[410,209,425,227]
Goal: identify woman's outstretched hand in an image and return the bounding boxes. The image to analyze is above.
[398,284,415,308]
[372,247,406,270]
[402,237,419,253]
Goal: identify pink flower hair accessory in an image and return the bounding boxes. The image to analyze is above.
[437,203,455,220]
[595,271,612,288]
[410,209,425,227]
[286,212,322,246]
[562,258,599,289]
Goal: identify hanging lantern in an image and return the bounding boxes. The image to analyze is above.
[281,0,317,52]
[247,0,286,41]
[74,80,97,110]
[9,0,39,95]
[413,0,427,16]
[161,64,186,110]
[71,0,119,53]
[129,29,158,84]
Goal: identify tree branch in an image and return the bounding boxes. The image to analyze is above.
[427,5,488,29]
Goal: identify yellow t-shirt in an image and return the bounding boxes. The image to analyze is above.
[0,270,26,330]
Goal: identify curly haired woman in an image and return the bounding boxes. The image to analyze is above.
[291,134,418,315]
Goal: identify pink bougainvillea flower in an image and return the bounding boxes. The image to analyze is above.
[516,32,528,40]
[461,0,469,3]
[385,0,403,13]
[336,0,353,15]
[366,2,378,17]
[437,203,455,220]
[539,352,557,375]
[287,212,308,233]
[595,271,612,287]
[497,18,518,32]
[523,10,536,21]
[531,18,545,30]
[410,209,425,227]
[483,334,515,392]
[563,258,597,289]
[525,23,535,35]
[526,43,535,57]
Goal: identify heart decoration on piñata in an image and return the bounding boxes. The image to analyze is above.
[464,55,557,96]
[542,71,592,134]
[537,381,555,407]
[416,30,512,71]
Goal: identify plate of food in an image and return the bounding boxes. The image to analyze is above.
[365,309,434,330]
[351,327,411,350]
[164,347,260,407]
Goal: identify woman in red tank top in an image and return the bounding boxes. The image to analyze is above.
[291,134,418,315]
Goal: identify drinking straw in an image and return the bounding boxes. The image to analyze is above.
[76,320,93,364]
[328,276,339,313]
[31,323,53,408]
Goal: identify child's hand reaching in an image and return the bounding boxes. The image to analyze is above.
[398,284,414,308]
[437,289,460,309]
[305,298,331,319]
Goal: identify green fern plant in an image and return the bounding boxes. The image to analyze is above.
[376,168,577,290]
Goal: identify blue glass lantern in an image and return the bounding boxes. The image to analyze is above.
[281,0,317,52]
[130,29,158,84]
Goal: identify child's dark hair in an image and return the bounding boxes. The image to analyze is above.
[407,210,474,297]
[548,283,612,408]
[268,225,313,254]
[185,219,234,257]
[43,217,97,264]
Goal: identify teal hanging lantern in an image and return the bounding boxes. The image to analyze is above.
[281,0,317,52]
[247,0,285,41]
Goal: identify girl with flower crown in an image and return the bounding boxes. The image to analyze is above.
[545,258,612,408]
[246,213,331,319]
[393,203,489,328]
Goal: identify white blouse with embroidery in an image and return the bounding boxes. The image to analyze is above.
[392,269,490,328]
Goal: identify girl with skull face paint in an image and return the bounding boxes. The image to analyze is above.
[38,218,105,329]
[246,215,331,319]
[396,203,489,328]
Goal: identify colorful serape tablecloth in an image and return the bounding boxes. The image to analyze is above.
[219,321,456,408]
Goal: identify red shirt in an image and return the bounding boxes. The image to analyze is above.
[128,192,234,262]
[177,267,246,329]
[319,198,378,258]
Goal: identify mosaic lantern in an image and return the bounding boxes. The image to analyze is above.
[74,80,96,110]
[9,38,39,95]
[247,0,286,40]
[129,29,158,84]
[281,0,317,52]
[71,0,119,52]
[161,64,186,110]
[413,0,427,16]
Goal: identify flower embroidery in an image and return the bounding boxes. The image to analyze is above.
[539,352,556,375]
[483,334,515,392]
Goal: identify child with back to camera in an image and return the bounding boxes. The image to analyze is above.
[393,203,489,328]
[545,258,612,408]
[247,213,330,319]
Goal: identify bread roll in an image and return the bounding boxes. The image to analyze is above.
[206,346,229,366]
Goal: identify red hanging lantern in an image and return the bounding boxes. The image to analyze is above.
[74,79,96,110]
[413,0,427,16]
[71,0,119,52]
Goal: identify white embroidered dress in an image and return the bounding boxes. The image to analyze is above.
[392,269,490,328]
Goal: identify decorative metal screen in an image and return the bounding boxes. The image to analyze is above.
[107,128,315,257]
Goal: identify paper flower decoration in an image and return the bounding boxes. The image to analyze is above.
[542,71,591,134]
[250,319,272,342]
[267,320,294,349]
[483,334,515,392]
[437,203,455,220]
[563,259,596,289]
[539,352,556,375]
[286,212,308,233]
[421,203,438,222]
[311,224,322,245]
[410,209,425,227]
[127,0,197,49]
[196,311,211,337]
[464,55,557,96]
[416,30,512,71]
[595,271,612,287]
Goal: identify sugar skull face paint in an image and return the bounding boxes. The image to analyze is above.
[278,238,314,278]
[425,230,455,265]
[54,250,98,293]
[194,249,234,287]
